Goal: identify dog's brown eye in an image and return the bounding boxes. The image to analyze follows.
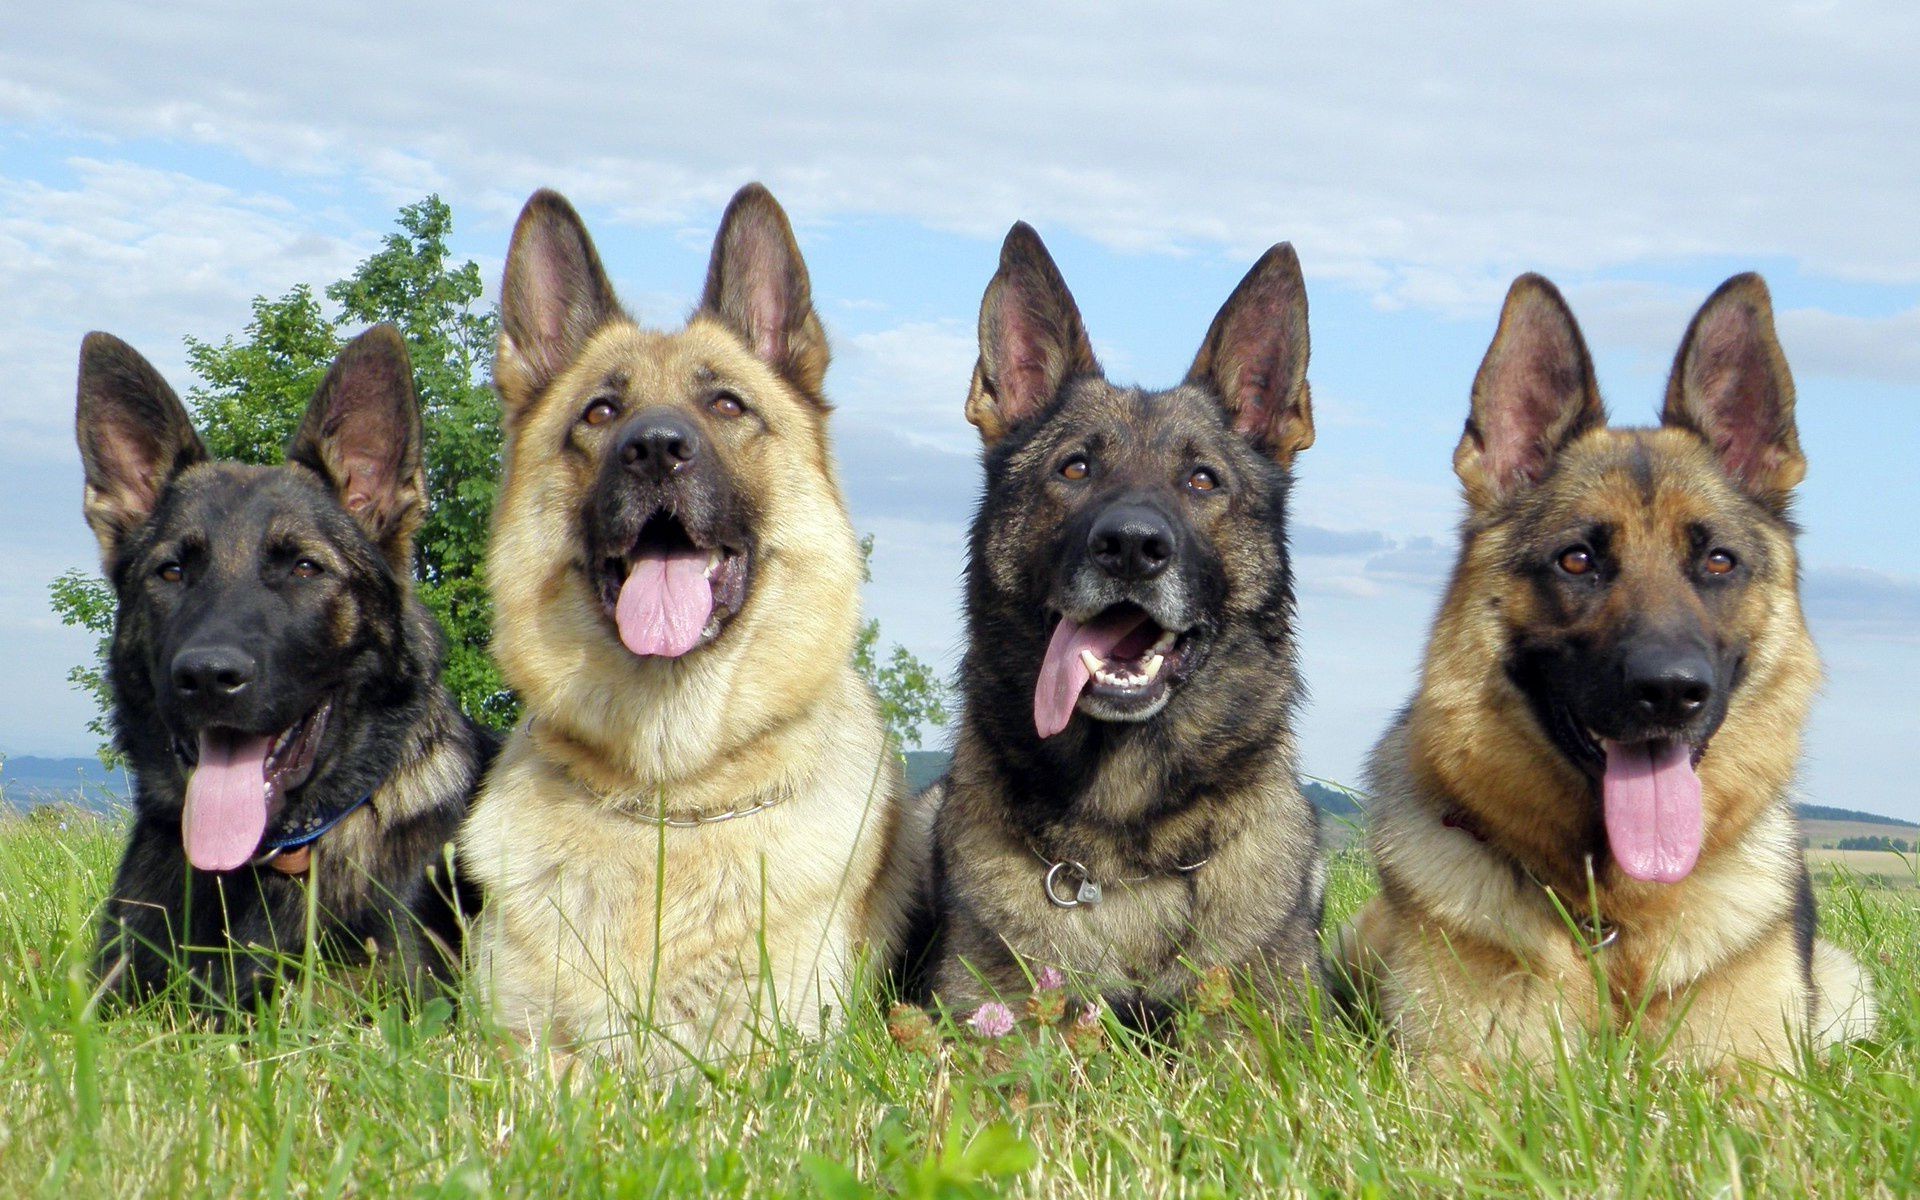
[1704,549,1738,575]
[1060,455,1090,481]
[709,392,745,419]
[1557,546,1595,576]
[292,559,324,580]
[582,399,619,427]
[1188,468,1219,493]
[156,562,183,584]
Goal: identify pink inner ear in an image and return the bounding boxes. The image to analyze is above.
[750,274,786,363]
[340,453,386,518]
[1477,304,1591,490]
[97,423,163,513]
[1689,307,1783,486]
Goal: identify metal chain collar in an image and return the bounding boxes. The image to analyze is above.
[1031,845,1210,909]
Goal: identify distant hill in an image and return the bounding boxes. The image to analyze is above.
[6,749,1913,838]
[1,756,129,814]
[1799,804,1918,829]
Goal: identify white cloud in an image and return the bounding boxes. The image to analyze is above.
[2,2,1915,302]
[0,158,370,454]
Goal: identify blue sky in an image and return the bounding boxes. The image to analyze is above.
[2,3,1917,819]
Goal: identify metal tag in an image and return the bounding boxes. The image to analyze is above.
[1075,879,1103,906]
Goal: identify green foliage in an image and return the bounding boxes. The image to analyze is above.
[803,1111,1037,1199]
[855,536,953,752]
[322,197,511,728]
[46,569,121,768]
[1838,836,1914,853]
[182,285,340,462]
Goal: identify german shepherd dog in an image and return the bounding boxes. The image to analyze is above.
[917,224,1325,1024]
[460,185,915,1071]
[80,326,487,1009]
[1339,273,1879,1070]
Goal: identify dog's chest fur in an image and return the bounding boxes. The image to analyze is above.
[461,671,903,1070]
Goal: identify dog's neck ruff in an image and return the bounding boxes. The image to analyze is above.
[1026,841,1209,909]
[250,790,375,876]
[1441,805,1619,954]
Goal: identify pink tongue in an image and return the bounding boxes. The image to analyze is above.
[182,731,273,872]
[1602,739,1704,884]
[615,550,714,658]
[1033,609,1154,739]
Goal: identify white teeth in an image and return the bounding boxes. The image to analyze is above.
[1080,648,1105,674]
[706,550,723,580]
[1142,653,1165,680]
[1151,629,1178,653]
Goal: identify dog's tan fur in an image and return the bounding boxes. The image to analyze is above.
[1340,273,1877,1072]
[460,186,914,1072]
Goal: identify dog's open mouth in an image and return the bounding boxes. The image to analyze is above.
[1034,602,1196,738]
[596,511,749,659]
[172,702,331,873]
[1548,715,1706,886]
[1588,728,1706,887]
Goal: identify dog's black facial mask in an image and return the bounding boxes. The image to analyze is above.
[497,185,828,664]
[127,469,398,847]
[578,395,758,660]
[1459,271,1804,885]
[1002,384,1260,736]
[77,327,424,872]
[963,224,1313,740]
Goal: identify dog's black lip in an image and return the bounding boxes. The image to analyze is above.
[171,701,333,798]
[1049,602,1206,707]
[1552,708,1711,778]
[590,508,754,644]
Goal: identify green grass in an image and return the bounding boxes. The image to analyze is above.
[2,811,1916,1198]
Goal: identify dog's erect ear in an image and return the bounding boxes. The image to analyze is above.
[76,332,208,570]
[698,183,830,399]
[497,189,624,421]
[287,324,425,567]
[1187,243,1314,466]
[966,223,1099,444]
[1455,274,1606,508]
[1661,273,1805,509]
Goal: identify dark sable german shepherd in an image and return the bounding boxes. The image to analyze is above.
[80,326,488,1009]
[1338,274,1878,1070]
[917,224,1325,1023]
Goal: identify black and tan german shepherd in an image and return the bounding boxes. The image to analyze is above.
[1338,273,1879,1071]
[79,326,488,1009]
[915,224,1325,1025]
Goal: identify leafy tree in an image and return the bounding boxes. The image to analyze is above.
[184,285,340,461]
[47,569,120,767]
[322,197,510,727]
[855,537,952,752]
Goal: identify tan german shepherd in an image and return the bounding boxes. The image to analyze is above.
[1338,273,1878,1071]
[460,185,916,1071]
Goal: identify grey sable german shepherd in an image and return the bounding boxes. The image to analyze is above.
[915,223,1326,1026]
[80,326,488,1009]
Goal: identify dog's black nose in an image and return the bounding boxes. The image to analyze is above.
[1088,504,1176,582]
[619,408,701,478]
[1622,642,1714,726]
[171,646,258,701]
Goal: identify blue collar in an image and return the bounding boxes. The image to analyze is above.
[258,791,374,854]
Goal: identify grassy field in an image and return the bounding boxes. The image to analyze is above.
[1,811,1916,1198]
